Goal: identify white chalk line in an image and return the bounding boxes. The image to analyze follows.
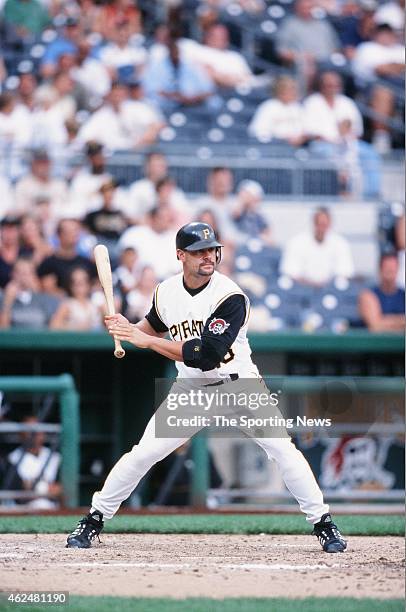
[55,561,347,571]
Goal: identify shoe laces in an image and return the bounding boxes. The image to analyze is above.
[71,517,102,543]
[313,519,343,545]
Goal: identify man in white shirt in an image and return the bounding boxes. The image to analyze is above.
[352,24,404,152]
[280,207,354,285]
[7,415,61,510]
[77,82,164,151]
[0,92,32,178]
[352,24,404,82]
[248,76,305,144]
[185,23,252,88]
[14,149,68,218]
[195,167,239,243]
[71,41,112,106]
[98,20,146,82]
[127,152,187,223]
[304,71,381,197]
[0,174,14,219]
[69,141,113,219]
[118,207,181,280]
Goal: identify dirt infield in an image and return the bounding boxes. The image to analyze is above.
[0,534,403,600]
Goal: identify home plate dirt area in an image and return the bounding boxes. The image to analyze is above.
[0,534,403,599]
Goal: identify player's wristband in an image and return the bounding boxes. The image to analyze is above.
[182,338,203,366]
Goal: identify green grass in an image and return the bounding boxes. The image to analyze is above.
[0,597,404,612]
[0,514,403,536]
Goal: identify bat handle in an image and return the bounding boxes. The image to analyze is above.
[113,338,126,359]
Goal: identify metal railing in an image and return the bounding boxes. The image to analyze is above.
[0,374,80,507]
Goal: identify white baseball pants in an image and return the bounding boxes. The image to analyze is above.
[91,378,329,524]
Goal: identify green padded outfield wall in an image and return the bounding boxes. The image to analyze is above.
[0,330,403,504]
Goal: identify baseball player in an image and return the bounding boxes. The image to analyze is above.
[66,222,347,553]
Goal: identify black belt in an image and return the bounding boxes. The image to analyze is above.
[204,373,239,387]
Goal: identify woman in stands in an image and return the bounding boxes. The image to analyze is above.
[49,266,103,330]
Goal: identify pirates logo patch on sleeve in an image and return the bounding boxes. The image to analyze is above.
[208,318,230,335]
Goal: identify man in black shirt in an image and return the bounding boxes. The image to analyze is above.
[37,219,96,295]
[83,180,128,259]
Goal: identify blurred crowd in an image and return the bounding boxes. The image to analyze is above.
[0,0,404,159]
[0,150,404,333]
[0,0,404,334]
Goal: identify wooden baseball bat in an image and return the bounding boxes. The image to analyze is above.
[94,244,125,359]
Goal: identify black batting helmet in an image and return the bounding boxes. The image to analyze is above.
[176,222,223,263]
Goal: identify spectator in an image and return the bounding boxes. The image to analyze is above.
[248,76,306,145]
[0,92,32,152]
[352,24,405,152]
[186,23,253,88]
[93,0,142,41]
[19,215,53,266]
[155,176,192,227]
[77,81,164,151]
[275,0,341,89]
[142,37,215,112]
[125,265,158,323]
[395,213,405,289]
[98,19,147,83]
[352,22,404,82]
[71,41,111,105]
[335,0,377,61]
[127,152,187,222]
[16,72,38,112]
[280,207,354,285]
[69,141,113,219]
[118,207,180,280]
[195,167,239,242]
[374,0,404,33]
[83,179,129,259]
[0,256,59,328]
[359,252,405,331]
[3,0,50,39]
[0,216,20,289]
[113,246,140,295]
[49,266,103,330]
[14,149,68,218]
[233,180,272,244]
[40,17,82,79]
[304,71,381,198]
[37,218,96,296]
[0,174,14,219]
[7,415,61,510]
[30,74,77,150]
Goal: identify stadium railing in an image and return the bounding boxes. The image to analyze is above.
[0,374,80,508]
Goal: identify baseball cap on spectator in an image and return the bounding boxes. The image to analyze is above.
[65,16,79,27]
[99,178,119,192]
[85,141,104,157]
[237,180,264,198]
[30,148,50,162]
[34,195,51,205]
[0,215,21,227]
[123,76,142,88]
[358,0,378,11]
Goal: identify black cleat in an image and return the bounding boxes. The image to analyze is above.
[312,513,347,553]
[66,510,104,548]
